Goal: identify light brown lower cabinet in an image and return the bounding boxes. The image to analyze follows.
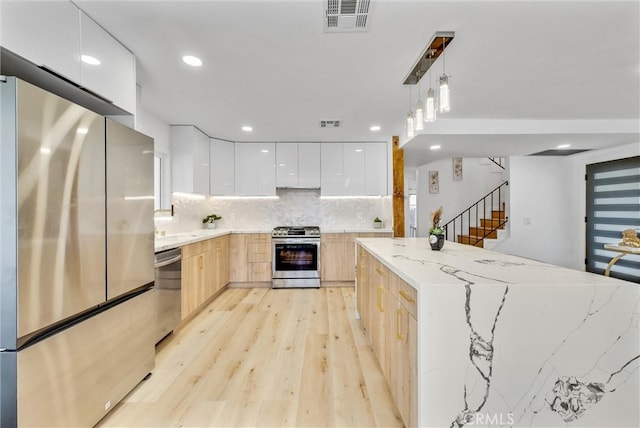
[181,235,230,320]
[322,232,392,282]
[356,242,417,427]
[229,233,272,283]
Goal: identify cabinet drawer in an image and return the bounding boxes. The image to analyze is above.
[248,242,271,262]
[396,277,417,319]
[181,241,206,258]
[246,233,271,244]
[249,262,272,282]
[321,233,344,243]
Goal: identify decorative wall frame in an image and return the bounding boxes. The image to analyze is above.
[429,170,439,194]
[453,157,463,180]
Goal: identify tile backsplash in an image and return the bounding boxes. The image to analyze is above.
[155,189,392,234]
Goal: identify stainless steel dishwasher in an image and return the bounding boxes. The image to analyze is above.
[154,247,182,344]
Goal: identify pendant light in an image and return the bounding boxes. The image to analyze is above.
[406,87,415,139]
[438,36,451,113]
[425,53,436,122]
[414,72,424,130]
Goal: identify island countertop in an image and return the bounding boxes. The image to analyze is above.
[355,237,639,428]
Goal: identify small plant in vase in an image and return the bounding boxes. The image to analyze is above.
[373,217,383,229]
[202,214,222,229]
[428,206,445,250]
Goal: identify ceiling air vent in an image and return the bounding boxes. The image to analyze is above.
[528,149,591,156]
[320,120,342,128]
[325,0,371,33]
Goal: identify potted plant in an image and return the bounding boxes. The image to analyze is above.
[428,206,445,250]
[373,217,383,229]
[202,214,222,229]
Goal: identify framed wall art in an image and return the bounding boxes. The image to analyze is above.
[429,170,439,194]
[453,157,463,180]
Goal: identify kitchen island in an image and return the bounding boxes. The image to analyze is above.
[355,238,639,428]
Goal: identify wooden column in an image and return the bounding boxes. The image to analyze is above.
[392,136,404,237]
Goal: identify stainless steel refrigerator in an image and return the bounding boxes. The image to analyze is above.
[0,77,155,427]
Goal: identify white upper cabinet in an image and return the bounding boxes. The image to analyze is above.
[170,126,210,195]
[343,143,366,195]
[0,2,135,114]
[235,143,276,196]
[320,143,344,196]
[276,143,298,188]
[210,138,235,196]
[1,1,81,82]
[321,142,388,196]
[80,12,136,114]
[298,143,321,188]
[365,142,388,196]
[276,142,320,188]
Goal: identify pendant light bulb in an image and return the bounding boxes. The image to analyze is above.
[425,87,436,122]
[406,111,415,139]
[415,100,424,130]
[439,74,450,113]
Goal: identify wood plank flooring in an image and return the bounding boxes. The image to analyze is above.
[96,286,403,427]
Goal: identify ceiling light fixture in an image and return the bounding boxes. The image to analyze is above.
[425,52,437,122]
[438,36,451,113]
[81,54,100,65]
[406,87,415,139]
[430,145,441,150]
[414,72,424,131]
[182,55,203,67]
[370,125,381,131]
[557,144,571,149]
[242,126,253,132]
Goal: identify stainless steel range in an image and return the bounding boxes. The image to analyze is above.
[272,226,321,288]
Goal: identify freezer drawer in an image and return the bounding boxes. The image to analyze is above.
[16,290,155,427]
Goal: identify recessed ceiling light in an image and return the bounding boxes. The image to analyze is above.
[430,145,441,150]
[81,55,100,65]
[370,125,381,131]
[242,126,253,132]
[182,55,203,67]
[261,149,269,153]
[557,144,571,149]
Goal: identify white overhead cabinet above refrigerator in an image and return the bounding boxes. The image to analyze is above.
[0,77,155,428]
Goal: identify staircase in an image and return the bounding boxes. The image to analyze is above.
[456,204,506,248]
[443,181,509,249]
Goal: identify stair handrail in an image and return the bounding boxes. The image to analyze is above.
[488,157,506,169]
[442,180,509,245]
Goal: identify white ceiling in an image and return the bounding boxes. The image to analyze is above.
[74,0,640,164]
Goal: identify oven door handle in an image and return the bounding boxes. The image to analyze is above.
[154,254,182,268]
[273,239,320,245]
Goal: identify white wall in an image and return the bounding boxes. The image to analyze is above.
[416,158,506,236]
[490,142,640,269]
[135,104,171,209]
[488,156,575,266]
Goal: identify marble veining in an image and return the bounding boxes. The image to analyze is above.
[356,238,639,427]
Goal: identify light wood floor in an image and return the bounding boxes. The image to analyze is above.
[97,286,403,427]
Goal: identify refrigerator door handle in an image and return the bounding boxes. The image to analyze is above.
[154,255,182,269]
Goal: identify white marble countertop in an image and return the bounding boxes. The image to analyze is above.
[154,229,232,252]
[356,237,637,288]
[155,228,393,252]
[322,228,393,234]
[356,237,639,427]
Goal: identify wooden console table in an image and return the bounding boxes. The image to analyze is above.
[603,244,640,276]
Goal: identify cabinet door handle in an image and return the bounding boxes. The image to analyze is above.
[399,290,415,303]
[199,255,204,270]
[377,286,384,312]
[397,309,404,340]
[375,268,385,277]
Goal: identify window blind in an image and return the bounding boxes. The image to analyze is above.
[586,156,640,283]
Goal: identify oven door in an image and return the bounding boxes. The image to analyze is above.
[272,239,320,280]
